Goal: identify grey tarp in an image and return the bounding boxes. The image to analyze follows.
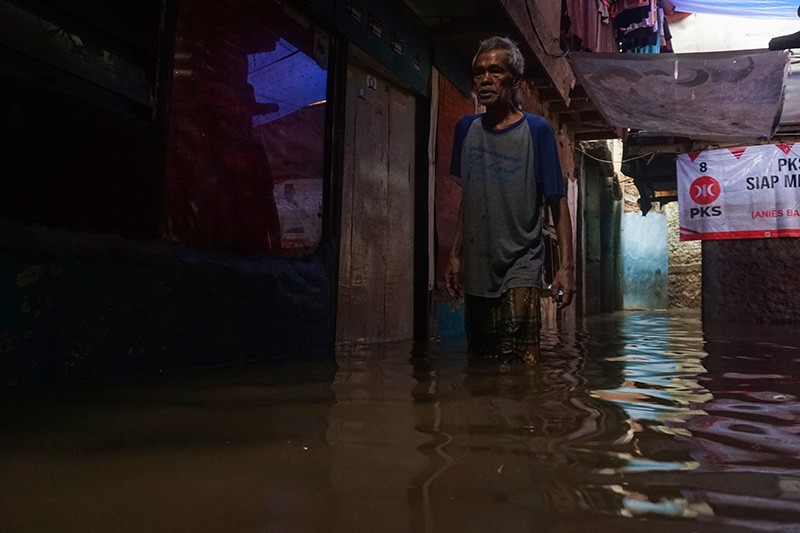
[570,49,791,142]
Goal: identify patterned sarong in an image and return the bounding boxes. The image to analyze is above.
[465,286,543,364]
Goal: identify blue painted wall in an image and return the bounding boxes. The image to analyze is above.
[621,212,669,309]
[431,291,465,340]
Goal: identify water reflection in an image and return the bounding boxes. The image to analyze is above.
[327,311,800,530]
[2,311,800,531]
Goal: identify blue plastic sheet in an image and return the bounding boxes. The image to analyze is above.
[672,0,800,19]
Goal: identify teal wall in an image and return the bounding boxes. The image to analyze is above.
[302,0,471,97]
[579,144,622,315]
[303,0,431,95]
[621,212,669,309]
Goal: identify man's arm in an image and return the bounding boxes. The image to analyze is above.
[445,199,464,299]
[548,195,575,308]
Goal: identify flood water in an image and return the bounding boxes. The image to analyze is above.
[2,310,800,532]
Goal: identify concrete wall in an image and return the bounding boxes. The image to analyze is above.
[579,142,622,315]
[621,212,669,310]
[703,239,800,325]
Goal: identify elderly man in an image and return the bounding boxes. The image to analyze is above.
[445,36,575,364]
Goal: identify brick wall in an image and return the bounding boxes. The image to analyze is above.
[433,74,475,287]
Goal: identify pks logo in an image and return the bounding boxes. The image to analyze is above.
[689,175,721,205]
[688,175,722,219]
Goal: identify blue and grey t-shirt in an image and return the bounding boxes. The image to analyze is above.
[450,112,566,297]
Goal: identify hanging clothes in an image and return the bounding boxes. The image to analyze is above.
[660,0,675,52]
[612,0,669,54]
[610,0,650,18]
[564,0,619,53]
[597,0,611,24]
[613,1,657,33]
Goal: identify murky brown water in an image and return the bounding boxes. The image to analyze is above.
[2,310,800,532]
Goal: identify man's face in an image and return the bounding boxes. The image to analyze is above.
[472,49,519,108]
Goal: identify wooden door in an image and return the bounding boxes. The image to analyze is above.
[336,61,416,344]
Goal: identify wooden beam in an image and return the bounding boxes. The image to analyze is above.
[529,77,553,89]
[572,126,612,134]
[548,99,593,114]
[649,182,678,191]
[570,85,590,99]
[773,132,800,141]
[536,85,564,103]
[574,130,619,141]
[559,111,605,125]
[497,0,575,104]
[562,118,619,141]
[655,190,678,197]
[625,143,694,154]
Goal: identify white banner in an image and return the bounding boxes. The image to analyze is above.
[677,143,800,241]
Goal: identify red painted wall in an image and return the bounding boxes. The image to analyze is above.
[434,74,474,287]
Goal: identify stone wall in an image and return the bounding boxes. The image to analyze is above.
[666,202,701,308]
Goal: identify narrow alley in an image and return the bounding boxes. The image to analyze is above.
[2,1,800,531]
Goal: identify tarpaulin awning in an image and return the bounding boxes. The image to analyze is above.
[672,1,800,19]
[570,49,792,143]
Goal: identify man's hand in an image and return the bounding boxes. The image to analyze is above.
[549,266,575,308]
[444,255,463,299]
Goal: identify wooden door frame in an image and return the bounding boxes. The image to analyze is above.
[331,44,430,345]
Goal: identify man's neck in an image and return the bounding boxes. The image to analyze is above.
[482,104,523,131]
